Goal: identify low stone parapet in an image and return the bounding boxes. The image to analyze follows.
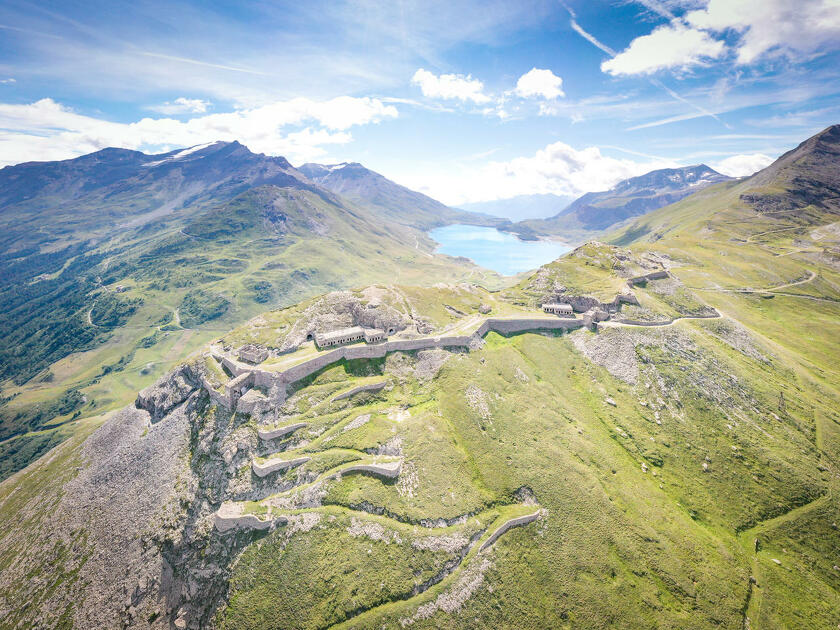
[330,459,402,480]
[214,502,286,532]
[627,270,669,287]
[252,456,311,478]
[479,510,542,551]
[258,422,308,441]
[332,381,389,402]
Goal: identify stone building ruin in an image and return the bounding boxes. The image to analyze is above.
[315,326,387,348]
[238,344,269,364]
[542,302,574,316]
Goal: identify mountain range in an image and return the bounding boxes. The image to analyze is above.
[510,164,732,240]
[459,193,575,221]
[1,125,838,629]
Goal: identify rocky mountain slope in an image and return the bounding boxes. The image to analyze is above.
[0,143,498,481]
[512,164,731,240]
[298,161,494,229]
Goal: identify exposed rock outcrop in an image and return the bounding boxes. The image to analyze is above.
[135,365,199,422]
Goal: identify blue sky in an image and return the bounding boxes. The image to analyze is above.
[1,0,839,204]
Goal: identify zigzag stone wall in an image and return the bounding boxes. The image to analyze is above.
[479,510,542,551]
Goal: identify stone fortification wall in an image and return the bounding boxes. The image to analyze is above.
[616,312,719,327]
[329,460,402,480]
[214,509,284,533]
[252,456,311,478]
[200,375,230,408]
[603,293,640,312]
[479,510,542,551]
[258,422,308,441]
[332,381,389,401]
[616,318,675,327]
[627,270,669,287]
[203,316,585,411]
[477,317,582,336]
[215,354,248,377]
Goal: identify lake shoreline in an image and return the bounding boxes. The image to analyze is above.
[428,224,573,276]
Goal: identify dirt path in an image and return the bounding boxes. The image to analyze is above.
[764,269,816,291]
[746,226,803,244]
[414,233,433,258]
[690,269,824,300]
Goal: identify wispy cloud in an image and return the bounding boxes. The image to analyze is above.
[148,97,211,115]
[139,52,270,77]
[565,7,726,129]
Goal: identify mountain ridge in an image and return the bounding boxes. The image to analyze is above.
[509,164,732,241]
[298,160,498,229]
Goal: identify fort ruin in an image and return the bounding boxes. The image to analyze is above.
[314,326,387,348]
[542,302,574,316]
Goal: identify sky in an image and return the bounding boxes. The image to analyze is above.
[1,0,839,206]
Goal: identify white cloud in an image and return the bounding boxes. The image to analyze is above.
[0,78,15,84]
[602,21,726,76]
[711,153,773,177]
[686,0,840,64]
[150,97,211,114]
[393,141,677,205]
[606,0,840,77]
[514,68,564,99]
[411,68,490,103]
[0,96,398,166]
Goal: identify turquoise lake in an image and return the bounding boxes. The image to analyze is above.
[428,224,572,276]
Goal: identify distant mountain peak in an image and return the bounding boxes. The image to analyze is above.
[297,160,492,229]
[517,163,732,237]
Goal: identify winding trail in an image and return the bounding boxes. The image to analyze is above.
[689,268,833,302]
[746,226,803,244]
[413,233,433,258]
[764,269,816,291]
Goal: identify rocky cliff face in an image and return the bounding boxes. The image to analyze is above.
[0,363,266,629]
[739,124,840,218]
